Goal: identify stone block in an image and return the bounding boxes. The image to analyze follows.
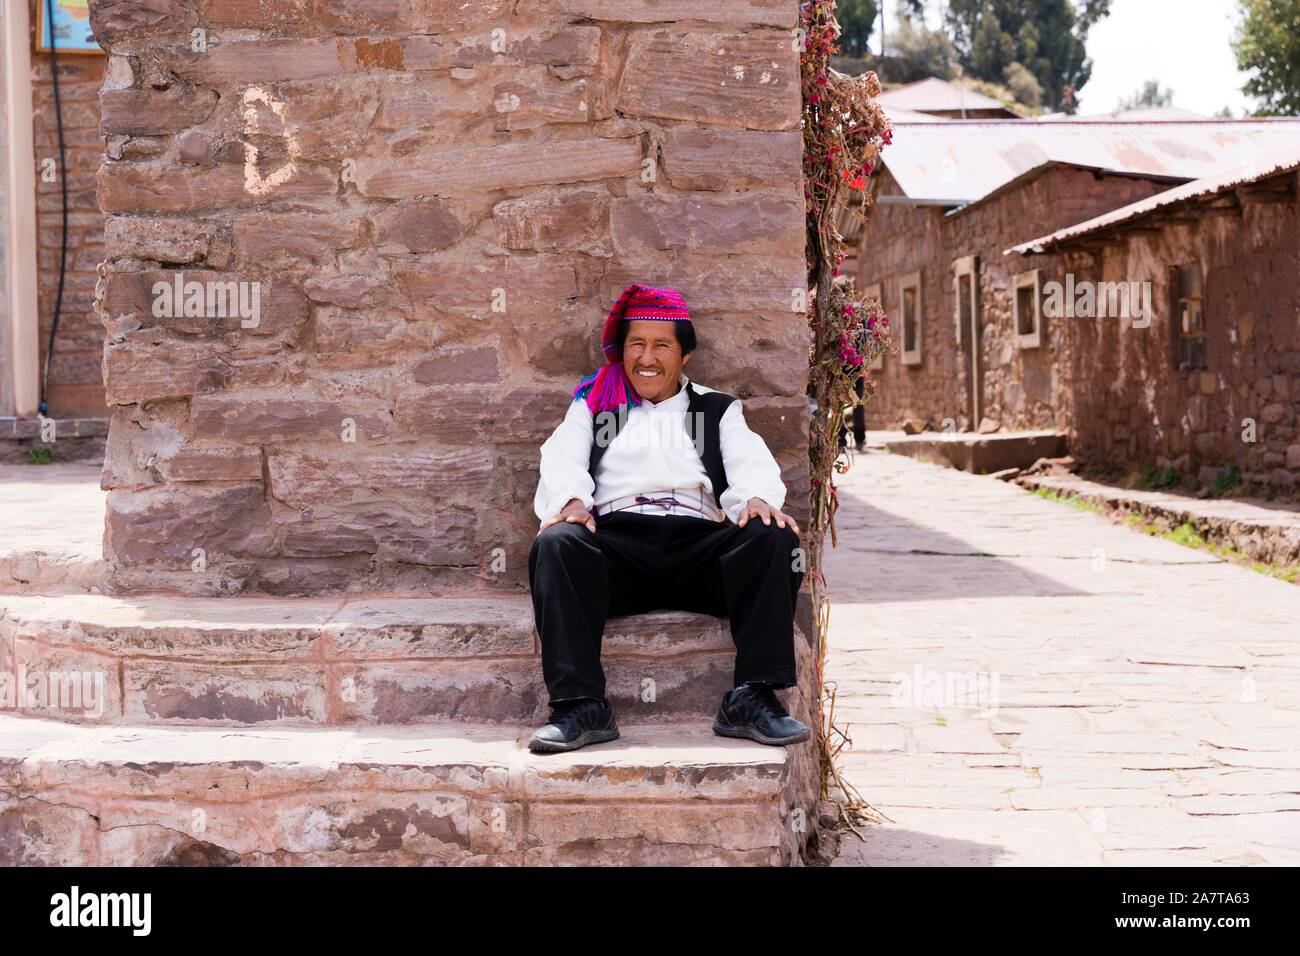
[124,660,330,724]
[99,161,336,214]
[91,0,196,45]
[372,199,464,253]
[394,389,571,445]
[617,31,799,130]
[493,189,610,254]
[412,347,501,385]
[188,395,392,443]
[105,483,274,565]
[165,445,264,481]
[542,0,796,27]
[356,138,641,199]
[661,128,802,191]
[611,195,803,255]
[102,330,229,403]
[266,446,495,508]
[100,86,218,135]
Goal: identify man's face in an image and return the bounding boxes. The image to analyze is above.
[622,319,691,403]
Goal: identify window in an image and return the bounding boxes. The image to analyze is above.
[899,272,922,366]
[1013,269,1042,349]
[1174,264,1205,370]
[952,256,977,347]
[863,283,883,370]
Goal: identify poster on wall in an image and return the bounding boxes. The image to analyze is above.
[36,0,102,55]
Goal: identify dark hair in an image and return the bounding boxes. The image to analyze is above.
[617,318,696,356]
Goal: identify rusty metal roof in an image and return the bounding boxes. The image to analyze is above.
[1006,145,1300,255]
[1033,106,1209,122]
[880,118,1300,203]
[877,77,1014,115]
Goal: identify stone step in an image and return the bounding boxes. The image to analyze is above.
[0,712,806,866]
[882,430,1068,473]
[1,593,811,727]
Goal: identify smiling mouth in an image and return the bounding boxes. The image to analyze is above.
[636,369,661,378]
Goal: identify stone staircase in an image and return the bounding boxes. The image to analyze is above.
[0,589,819,865]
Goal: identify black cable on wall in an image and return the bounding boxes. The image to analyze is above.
[40,0,70,416]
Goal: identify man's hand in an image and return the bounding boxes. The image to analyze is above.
[736,497,800,533]
[537,498,596,536]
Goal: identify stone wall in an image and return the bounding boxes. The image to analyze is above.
[31,1,109,415]
[1040,185,1300,489]
[90,0,809,595]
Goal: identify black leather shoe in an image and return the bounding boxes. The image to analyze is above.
[713,684,811,746]
[528,698,620,753]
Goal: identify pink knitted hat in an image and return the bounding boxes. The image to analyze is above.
[572,284,691,414]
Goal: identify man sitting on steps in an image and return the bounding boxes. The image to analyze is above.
[527,283,810,753]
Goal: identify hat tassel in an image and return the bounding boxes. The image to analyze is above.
[574,363,641,414]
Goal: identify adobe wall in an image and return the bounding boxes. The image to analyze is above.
[1045,186,1300,488]
[89,0,811,595]
[858,163,1171,433]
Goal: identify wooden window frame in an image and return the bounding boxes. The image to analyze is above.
[951,255,977,347]
[899,271,922,367]
[1172,263,1206,372]
[863,282,883,370]
[1013,268,1042,349]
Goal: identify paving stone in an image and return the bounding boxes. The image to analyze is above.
[828,453,1300,866]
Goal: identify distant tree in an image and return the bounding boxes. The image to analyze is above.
[1117,79,1175,111]
[835,0,880,58]
[1214,105,1235,118]
[1234,0,1300,115]
[944,0,1112,112]
[1003,61,1044,109]
[883,15,958,83]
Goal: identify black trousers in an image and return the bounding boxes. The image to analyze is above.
[528,511,803,705]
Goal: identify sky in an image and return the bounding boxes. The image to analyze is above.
[1074,0,1252,116]
[905,0,1256,117]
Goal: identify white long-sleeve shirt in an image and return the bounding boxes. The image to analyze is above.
[533,373,787,524]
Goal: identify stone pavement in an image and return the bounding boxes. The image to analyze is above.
[826,450,1300,866]
[0,463,106,592]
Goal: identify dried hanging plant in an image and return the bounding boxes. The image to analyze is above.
[800,0,895,834]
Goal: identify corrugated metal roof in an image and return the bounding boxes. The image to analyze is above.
[1006,145,1300,255]
[879,118,1300,203]
[1033,106,1209,123]
[881,106,952,123]
[877,77,1012,114]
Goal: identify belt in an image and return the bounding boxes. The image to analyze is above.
[592,489,725,522]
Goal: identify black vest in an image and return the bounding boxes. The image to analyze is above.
[587,381,737,507]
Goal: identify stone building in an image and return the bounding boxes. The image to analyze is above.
[876,76,1020,120]
[0,0,825,866]
[1008,150,1300,490]
[856,117,1300,489]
